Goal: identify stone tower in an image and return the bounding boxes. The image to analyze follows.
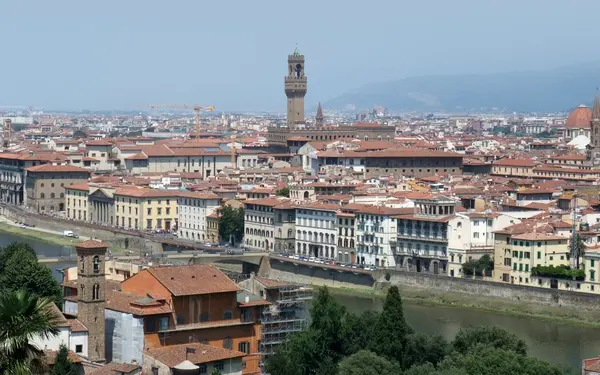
[285,47,307,127]
[76,240,107,363]
[591,90,600,166]
[315,102,324,127]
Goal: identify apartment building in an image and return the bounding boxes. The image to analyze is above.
[85,139,119,172]
[114,188,178,231]
[295,203,339,259]
[25,164,90,213]
[336,209,356,263]
[394,196,457,275]
[493,221,572,284]
[65,183,90,221]
[177,191,222,242]
[511,233,570,286]
[351,204,408,268]
[447,212,516,278]
[243,198,291,252]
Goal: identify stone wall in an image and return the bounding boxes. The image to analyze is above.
[0,205,162,254]
[263,258,600,311]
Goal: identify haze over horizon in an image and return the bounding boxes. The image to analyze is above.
[3,0,600,112]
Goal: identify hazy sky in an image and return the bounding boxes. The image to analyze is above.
[3,0,600,111]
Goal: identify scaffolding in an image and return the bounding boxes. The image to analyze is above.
[259,284,312,370]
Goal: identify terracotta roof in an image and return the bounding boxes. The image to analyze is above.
[493,158,536,167]
[178,191,221,200]
[566,105,592,129]
[67,319,88,332]
[44,350,82,365]
[75,239,108,249]
[87,362,141,375]
[511,233,564,241]
[254,276,295,289]
[583,356,600,372]
[147,265,240,296]
[105,289,172,316]
[25,164,90,173]
[145,343,245,368]
[65,183,90,191]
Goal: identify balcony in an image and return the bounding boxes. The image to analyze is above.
[397,232,447,243]
[394,249,446,259]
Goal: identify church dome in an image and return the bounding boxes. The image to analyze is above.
[566,105,592,129]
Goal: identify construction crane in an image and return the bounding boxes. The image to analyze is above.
[146,104,215,136]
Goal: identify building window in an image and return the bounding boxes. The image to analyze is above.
[158,317,169,331]
[176,314,184,324]
[75,344,83,353]
[223,310,233,320]
[199,364,207,374]
[92,283,100,300]
[223,338,232,350]
[215,361,225,371]
[200,312,209,322]
[238,341,250,354]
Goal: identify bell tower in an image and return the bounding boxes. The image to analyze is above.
[591,89,600,166]
[285,47,307,127]
[76,240,107,363]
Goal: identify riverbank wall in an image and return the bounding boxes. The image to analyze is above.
[262,257,600,312]
[0,205,162,254]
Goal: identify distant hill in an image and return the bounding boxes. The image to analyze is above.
[323,62,600,113]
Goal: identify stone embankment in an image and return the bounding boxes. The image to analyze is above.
[262,256,600,313]
[0,205,163,254]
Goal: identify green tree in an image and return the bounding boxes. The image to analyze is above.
[461,255,494,277]
[405,363,468,375]
[210,368,222,375]
[451,326,527,356]
[571,233,586,269]
[370,286,413,367]
[49,345,78,375]
[308,287,346,361]
[276,187,290,197]
[403,333,448,369]
[0,242,62,306]
[340,310,378,355]
[218,206,244,245]
[338,350,401,375]
[0,290,61,374]
[264,328,323,375]
[440,344,564,375]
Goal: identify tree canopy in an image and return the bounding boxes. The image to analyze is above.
[0,289,61,374]
[218,206,244,245]
[276,187,290,197]
[49,345,78,375]
[0,242,62,306]
[264,286,567,375]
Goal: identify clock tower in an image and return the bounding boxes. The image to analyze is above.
[76,240,107,363]
[285,47,307,127]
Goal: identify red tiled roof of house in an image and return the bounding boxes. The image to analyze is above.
[493,158,536,167]
[75,240,108,249]
[146,264,240,296]
[145,343,245,368]
[26,164,90,173]
[44,350,82,365]
[67,319,88,332]
[87,362,140,375]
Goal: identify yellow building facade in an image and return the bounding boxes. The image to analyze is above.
[114,188,179,231]
[65,183,90,221]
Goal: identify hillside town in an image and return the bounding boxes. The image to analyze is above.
[5,50,600,374]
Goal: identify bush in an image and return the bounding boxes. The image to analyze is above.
[531,265,584,281]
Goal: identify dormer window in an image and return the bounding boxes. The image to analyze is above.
[93,255,100,273]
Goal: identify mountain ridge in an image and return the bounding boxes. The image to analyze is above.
[323,62,600,113]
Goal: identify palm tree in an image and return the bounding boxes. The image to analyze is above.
[0,290,61,374]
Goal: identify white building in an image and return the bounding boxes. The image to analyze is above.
[447,212,518,277]
[351,204,408,267]
[244,198,290,252]
[178,191,222,242]
[295,203,339,259]
[30,302,88,359]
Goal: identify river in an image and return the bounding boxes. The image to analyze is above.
[333,293,599,374]
[3,232,596,373]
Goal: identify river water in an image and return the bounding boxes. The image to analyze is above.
[2,232,597,373]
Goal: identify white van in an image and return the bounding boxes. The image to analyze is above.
[63,230,79,238]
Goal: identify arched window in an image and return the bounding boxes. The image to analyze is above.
[93,255,100,273]
[92,283,100,300]
[51,183,55,188]
[80,256,85,272]
[60,193,64,198]
[50,193,55,199]
[40,193,45,199]
[41,183,44,187]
